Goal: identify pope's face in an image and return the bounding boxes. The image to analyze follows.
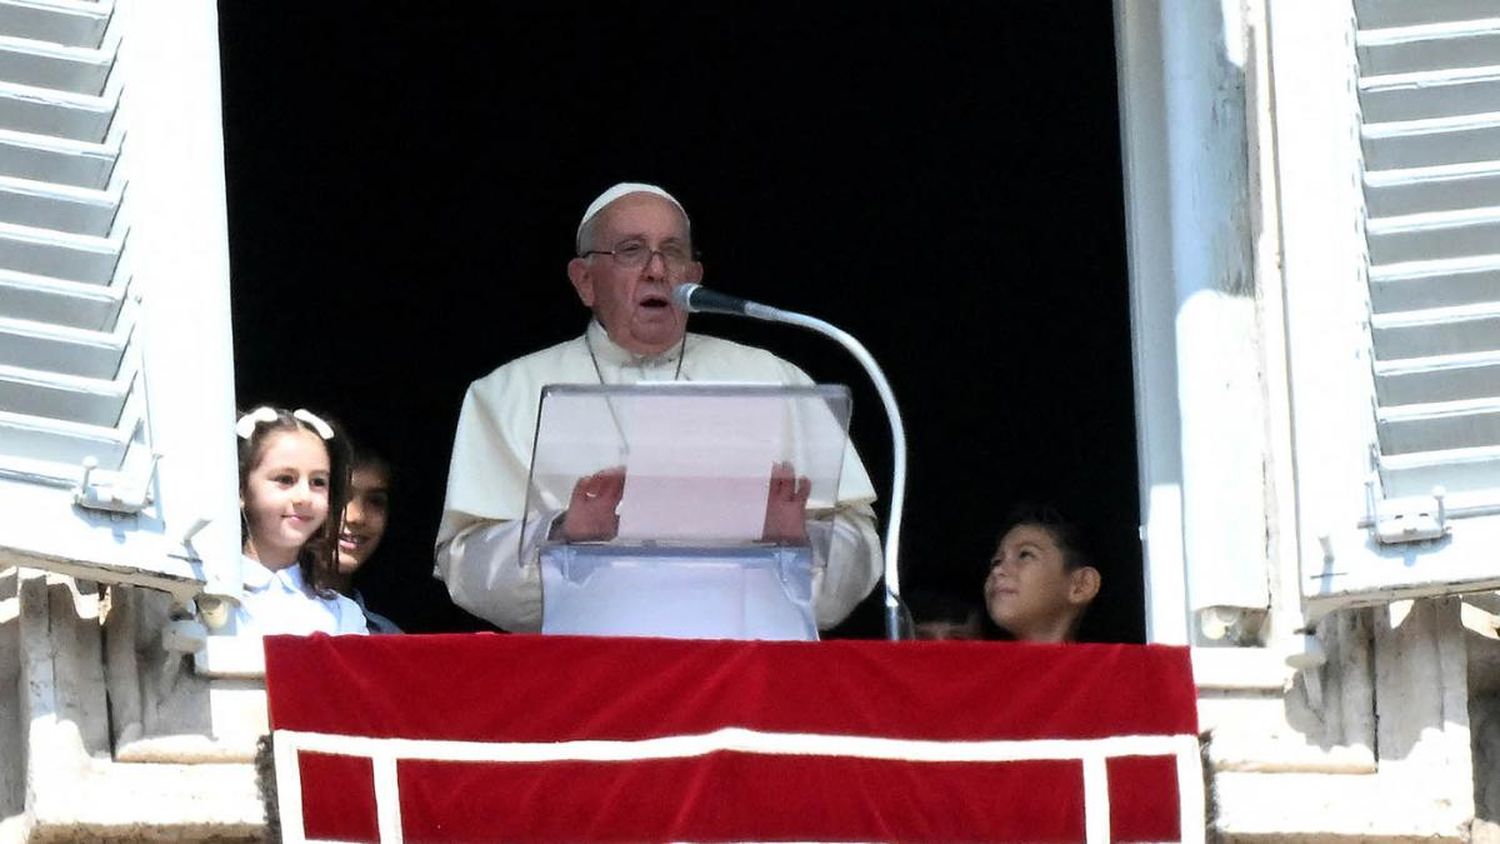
[567,193,702,356]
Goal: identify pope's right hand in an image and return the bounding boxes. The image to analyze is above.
[560,467,626,541]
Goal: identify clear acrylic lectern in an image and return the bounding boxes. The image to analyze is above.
[521,383,853,640]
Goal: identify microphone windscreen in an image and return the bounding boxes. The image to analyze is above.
[672,283,701,311]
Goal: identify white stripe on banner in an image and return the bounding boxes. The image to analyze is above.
[272,726,307,844]
[275,728,1205,844]
[279,726,1192,764]
[1082,754,1110,843]
[1178,736,1208,844]
[372,754,402,842]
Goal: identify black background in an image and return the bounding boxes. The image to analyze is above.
[217,3,1142,641]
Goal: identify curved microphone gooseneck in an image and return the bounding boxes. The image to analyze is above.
[672,283,911,641]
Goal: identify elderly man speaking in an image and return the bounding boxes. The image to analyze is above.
[435,182,882,633]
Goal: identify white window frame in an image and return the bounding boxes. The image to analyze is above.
[1116,0,1288,652]
[1119,0,1500,661]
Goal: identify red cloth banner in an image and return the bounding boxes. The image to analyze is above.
[265,634,1199,843]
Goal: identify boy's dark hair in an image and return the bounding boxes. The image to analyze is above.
[994,501,1109,642]
[996,502,1101,575]
[236,406,351,595]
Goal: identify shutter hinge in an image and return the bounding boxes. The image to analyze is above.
[74,453,160,515]
[1366,480,1449,545]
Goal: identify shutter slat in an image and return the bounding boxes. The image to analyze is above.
[0,218,119,281]
[0,127,113,187]
[1377,398,1500,453]
[1369,261,1500,310]
[0,270,123,328]
[1362,115,1500,170]
[1371,305,1500,359]
[0,78,112,142]
[1366,207,1500,264]
[0,1,110,51]
[1377,351,1500,404]
[0,173,116,234]
[0,34,111,96]
[1355,0,1500,30]
[1360,68,1500,124]
[0,312,127,377]
[1365,161,1500,217]
[1358,19,1500,77]
[1380,445,1500,498]
[0,405,131,468]
[0,358,129,425]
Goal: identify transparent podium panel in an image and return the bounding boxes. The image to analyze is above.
[539,545,816,640]
[522,384,853,640]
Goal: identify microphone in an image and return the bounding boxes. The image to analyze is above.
[672,283,771,318]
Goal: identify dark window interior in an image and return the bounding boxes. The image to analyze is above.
[218,3,1143,642]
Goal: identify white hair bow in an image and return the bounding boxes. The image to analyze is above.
[235,406,335,441]
[292,409,335,440]
[234,406,278,439]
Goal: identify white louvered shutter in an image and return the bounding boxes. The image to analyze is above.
[1276,0,1500,613]
[0,0,239,602]
[1358,1,1500,510]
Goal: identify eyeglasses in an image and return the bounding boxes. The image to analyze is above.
[580,240,694,270]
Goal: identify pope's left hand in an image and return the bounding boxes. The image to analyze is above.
[761,461,810,543]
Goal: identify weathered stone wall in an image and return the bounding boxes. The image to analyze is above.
[1,568,24,839]
[3,571,262,842]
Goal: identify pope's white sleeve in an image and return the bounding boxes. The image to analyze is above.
[434,512,560,632]
[808,501,884,629]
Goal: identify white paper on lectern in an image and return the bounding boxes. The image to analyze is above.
[616,393,781,541]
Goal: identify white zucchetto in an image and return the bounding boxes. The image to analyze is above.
[576,182,688,251]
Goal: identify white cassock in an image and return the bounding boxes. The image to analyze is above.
[436,320,883,632]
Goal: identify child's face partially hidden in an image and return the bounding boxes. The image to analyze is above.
[984,523,1094,643]
[914,616,984,641]
[337,466,390,574]
[242,429,331,569]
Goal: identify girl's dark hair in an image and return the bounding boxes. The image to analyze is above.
[236,407,351,595]
[348,438,394,488]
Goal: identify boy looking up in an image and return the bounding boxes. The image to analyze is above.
[984,505,1102,643]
